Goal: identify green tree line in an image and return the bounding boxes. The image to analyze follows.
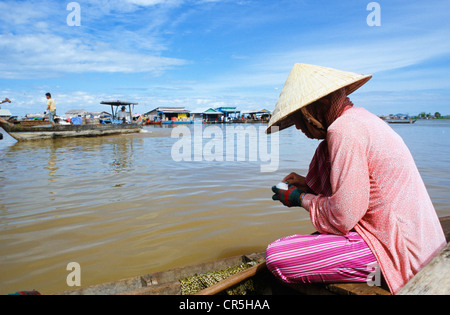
[411,112,449,119]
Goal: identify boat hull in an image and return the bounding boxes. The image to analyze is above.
[384,119,416,124]
[147,121,194,125]
[0,122,142,141]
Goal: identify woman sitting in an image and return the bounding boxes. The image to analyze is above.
[266,63,446,294]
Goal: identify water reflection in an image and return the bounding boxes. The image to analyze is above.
[109,137,141,174]
[6,135,146,179]
[46,151,58,182]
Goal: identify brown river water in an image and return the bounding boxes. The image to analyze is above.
[1,120,449,294]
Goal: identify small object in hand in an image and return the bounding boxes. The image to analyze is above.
[272,184,305,208]
[276,182,289,190]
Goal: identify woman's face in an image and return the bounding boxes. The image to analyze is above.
[292,97,330,139]
[293,97,329,130]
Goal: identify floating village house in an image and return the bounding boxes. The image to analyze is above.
[191,108,224,122]
[144,107,191,122]
[142,106,270,123]
[65,109,88,118]
[216,107,241,121]
[241,109,272,121]
[0,109,12,120]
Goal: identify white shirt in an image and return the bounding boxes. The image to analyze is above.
[117,110,128,120]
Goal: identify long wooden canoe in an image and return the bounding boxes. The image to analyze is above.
[0,118,142,141]
[56,216,450,296]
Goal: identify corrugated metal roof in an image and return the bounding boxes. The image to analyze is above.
[100,101,138,106]
[0,109,12,117]
[65,109,88,116]
[241,109,272,114]
[191,108,223,114]
[144,107,190,115]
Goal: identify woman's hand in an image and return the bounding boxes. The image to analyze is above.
[272,184,306,208]
[283,172,311,192]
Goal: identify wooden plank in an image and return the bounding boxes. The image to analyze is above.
[195,262,266,295]
[19,120,53,127]
[397,242,450,295]
[141,254,250,286]
[120,282,182,295]
[326,283,390,295]
[58,253,250,295]
[60,275,146,295]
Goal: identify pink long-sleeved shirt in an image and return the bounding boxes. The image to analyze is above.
[302,107,446,294]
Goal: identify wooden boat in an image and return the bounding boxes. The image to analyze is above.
[146,120,194,126]
[0,101,142,141]
[57,216,450,296]
[163,120,194,125]
[380,116,416,124]
[384,119,416,124]
[0,121,143,141]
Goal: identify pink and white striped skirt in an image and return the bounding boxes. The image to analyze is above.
[266,232,378,284]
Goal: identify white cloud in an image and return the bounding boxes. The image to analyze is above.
[0,1,48,25]
[0,33,187,79]
[221,29,450,92]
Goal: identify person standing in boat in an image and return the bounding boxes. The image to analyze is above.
[45,93,56,123]
[266,63,446,295]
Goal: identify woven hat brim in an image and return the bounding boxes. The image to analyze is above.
[266,64,372,135]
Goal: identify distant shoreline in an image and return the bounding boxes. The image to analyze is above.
[412,117,450,120]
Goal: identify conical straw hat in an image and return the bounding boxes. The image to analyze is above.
[266,63,372,134]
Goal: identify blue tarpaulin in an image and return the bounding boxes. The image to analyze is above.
[71,117,83,125]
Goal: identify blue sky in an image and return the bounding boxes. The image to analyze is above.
[0,0,449,117]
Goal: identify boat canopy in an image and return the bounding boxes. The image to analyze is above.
[100,101,138,121]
